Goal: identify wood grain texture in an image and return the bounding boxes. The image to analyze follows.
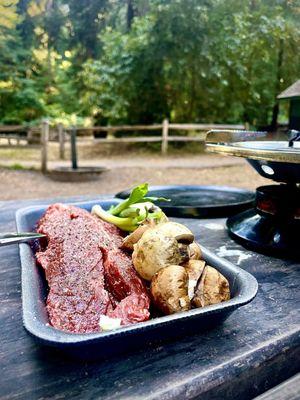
[0,195,299,400]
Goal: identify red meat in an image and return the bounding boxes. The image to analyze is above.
[36,203,150,333]
[102,248,150,324]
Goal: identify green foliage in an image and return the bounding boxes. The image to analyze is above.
[80,0,300,126]
[0,0,299,127]
[9,163,24,170]
[0,0,20,32]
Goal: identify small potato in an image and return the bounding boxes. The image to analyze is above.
[151,265,191,314]
[189,242,202,260]
[192,265,230,307]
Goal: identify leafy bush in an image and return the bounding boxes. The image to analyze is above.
[0,0,299,127]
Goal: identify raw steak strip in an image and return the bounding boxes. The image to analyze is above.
[36,203,150,333]
[102,248,150,325]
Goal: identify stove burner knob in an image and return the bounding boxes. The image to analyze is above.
[261,165,274,176]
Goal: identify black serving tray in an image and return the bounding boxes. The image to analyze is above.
[15,199,258,359]
[116,185,255,218]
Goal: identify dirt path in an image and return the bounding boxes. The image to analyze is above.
[0,151,245,170]
[0,160,268,201]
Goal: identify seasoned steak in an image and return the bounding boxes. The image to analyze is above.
[36,203,150,333]
[102,248,150,324]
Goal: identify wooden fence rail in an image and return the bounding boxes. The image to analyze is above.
[0,120,245,171]
[64,120,245,155]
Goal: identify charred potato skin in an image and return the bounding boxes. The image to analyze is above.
[150,265,191,314]
[192,265,230,308]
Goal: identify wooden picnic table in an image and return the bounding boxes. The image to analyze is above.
[0,195,299,400]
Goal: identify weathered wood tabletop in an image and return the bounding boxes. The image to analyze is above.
[0,196,299,400]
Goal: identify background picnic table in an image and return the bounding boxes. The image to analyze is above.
[0,195,299,400]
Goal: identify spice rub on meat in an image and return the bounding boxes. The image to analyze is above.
[36,203,150,333]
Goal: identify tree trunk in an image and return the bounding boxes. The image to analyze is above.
[271,38,284,130]
[127,0,135,31]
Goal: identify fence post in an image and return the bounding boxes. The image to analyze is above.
[161,118,169,155]
[71,126,78,169]
[107,128,115,140]
[41,119,49,173]
[58,123,65,160]
[27,127,33,145]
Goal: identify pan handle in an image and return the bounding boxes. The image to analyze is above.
[205,129,267,144]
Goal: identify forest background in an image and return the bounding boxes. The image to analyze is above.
[0,0,299,129]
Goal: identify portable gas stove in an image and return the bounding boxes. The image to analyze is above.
[206,130,300,258]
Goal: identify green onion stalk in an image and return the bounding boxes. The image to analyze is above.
[92,183,169,232]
